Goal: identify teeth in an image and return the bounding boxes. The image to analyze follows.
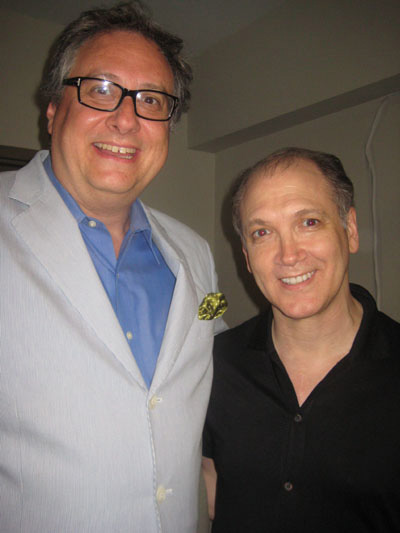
[94,143,136,156]
[281,271,315,285]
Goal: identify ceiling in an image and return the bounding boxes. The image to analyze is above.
[1,0,285,56]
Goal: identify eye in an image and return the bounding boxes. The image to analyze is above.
[144,96,160,106]
[303,218,319,227]
[94,85,111,95]
[88,81,116,99]
[139,92,164,109]
[253,228,270,238]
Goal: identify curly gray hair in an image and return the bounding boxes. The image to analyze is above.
[39,1,192,124]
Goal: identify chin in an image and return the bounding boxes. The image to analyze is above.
[275,299,323,321]
[90,173,138,193]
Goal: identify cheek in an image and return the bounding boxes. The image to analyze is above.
[59,107,104,140]
[310,234,349,269]
[148,129,170,169]
[146,122,169,147]
[246,248,273,279]
[305,233,335,256]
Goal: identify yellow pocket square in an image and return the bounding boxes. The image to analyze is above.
[198,292,228,320]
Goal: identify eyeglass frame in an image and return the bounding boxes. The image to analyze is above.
[62,77,179,122]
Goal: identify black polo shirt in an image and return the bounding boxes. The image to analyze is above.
[203,285,400,532]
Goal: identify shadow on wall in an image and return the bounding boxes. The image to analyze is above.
[220,176,270,316]
[34,34,62,150]
[37,106,51,150]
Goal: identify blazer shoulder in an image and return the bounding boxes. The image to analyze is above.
[0,170,17,199]
[145,205,209,246]
[143,204,213,277]
[142,203,219,298]
[1,151,50,207]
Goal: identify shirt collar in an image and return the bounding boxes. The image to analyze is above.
[44,153,154,239]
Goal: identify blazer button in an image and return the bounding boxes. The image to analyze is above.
[156,485,172,502]
[149,395,162,410]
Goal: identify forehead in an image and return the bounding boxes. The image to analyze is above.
[241,160,336,219]
[70,30,174,89]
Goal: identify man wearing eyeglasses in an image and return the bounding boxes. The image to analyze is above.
[0,3,225,532]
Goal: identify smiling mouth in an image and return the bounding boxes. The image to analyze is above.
[281,271,315,285]
[94,143,136,159]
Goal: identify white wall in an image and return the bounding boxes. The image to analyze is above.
[213,96,400,326]
[1,2,399,325]
[0,8,62,150]
[189,0,400,151]
[188,0,400,325]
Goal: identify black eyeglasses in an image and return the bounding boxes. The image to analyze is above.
[62,77,179,121]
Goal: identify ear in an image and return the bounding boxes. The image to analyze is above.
[46,102,57,135]
[242,243,253,274]
[346,207,359,254]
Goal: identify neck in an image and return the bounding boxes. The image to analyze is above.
[81,201,132,258]
[272,292,363,406]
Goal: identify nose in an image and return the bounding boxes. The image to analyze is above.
[106,95,140,135]
[277,232,305,266]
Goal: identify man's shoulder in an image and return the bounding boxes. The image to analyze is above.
[0,151,48,202]
[352,284,400,339]
[214,313,268,353]
[0,169,17,198]
[374,309,400,355]
[142,204,218,290]
[145,205,207,241]
[143,204,212,264]
[351,284,400,361]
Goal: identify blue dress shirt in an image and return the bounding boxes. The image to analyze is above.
[44,156,175,387]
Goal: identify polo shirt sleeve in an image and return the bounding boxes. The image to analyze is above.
[202,416,215,458]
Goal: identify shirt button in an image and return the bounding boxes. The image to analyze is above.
[294,413,303,423]
[149,395,162,410]
[88,220,97,228]
[284,481,293,491]
[156,485,172,502]
[126,331,133,340]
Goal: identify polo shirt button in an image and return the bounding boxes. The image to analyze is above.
[88,220,97,228]
[126,331,133,340]
[284,481,293,491]
[294,413,302,422]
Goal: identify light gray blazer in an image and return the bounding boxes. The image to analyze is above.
[0,151,225,533]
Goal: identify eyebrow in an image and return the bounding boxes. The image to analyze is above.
[295,208,328,218]
[85,72,170,92]
[246,217,269,228]
[246,209,328,228]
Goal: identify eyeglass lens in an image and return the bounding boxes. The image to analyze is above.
[79,79,174,119]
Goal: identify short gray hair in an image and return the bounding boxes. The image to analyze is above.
[232,147,355,239]
[39,1,192,125]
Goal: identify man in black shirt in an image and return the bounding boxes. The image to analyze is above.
[203,147,400,532]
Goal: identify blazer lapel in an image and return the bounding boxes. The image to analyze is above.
[145,208,199,390]
[9,153,145,387]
